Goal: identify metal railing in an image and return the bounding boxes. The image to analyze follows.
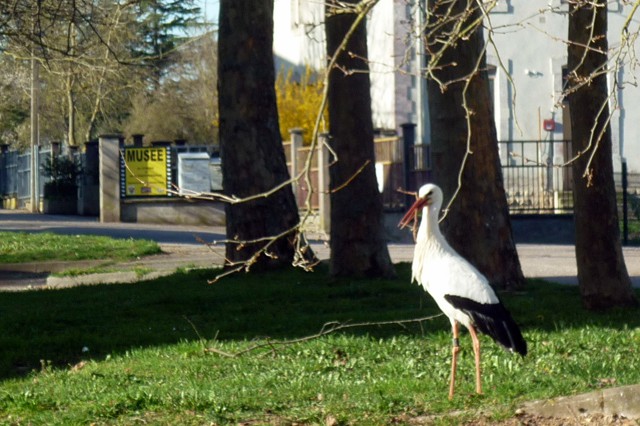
[499,140,574,214]
[1,139,579,216]
[402,139,574,214]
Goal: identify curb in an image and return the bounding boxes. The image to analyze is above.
[45,269,177,289]
[520,384,640,420]
[1,259,111,274]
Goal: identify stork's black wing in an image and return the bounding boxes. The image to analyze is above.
[444,294,527,356]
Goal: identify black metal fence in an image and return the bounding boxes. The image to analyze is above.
[399,136,574,214]
[1,144,218,210]
[499,140,574,214]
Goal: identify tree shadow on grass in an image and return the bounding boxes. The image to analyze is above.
[0,263,638,380]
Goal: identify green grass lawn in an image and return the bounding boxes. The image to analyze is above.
[622,218,640,245]
[0,231,161,263]
[1,264,639,424]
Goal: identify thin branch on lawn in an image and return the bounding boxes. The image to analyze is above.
[203,314,444,358]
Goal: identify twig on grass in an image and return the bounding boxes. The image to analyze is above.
[203,314,444,358]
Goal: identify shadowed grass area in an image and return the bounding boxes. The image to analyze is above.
[0,231,161,263]
[1,264,639,424]
[621,218,640,244]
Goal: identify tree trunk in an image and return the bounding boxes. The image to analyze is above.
[567,0,637,310]
[426,0,524,289]
[218,0,311,270]
[325,0,395,278]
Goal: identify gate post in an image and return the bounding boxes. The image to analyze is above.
[79,141,100,216]
[400,123,416,208]
[99,134,122,222]
[318,133,331,235]
[0,144,7,204]
[289,128,303,204]
[622,159,628,246]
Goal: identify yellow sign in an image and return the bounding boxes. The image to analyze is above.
[122,147,170,196]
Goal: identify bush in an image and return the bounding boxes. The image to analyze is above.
[276,66,328,143]
[42,155,80,199]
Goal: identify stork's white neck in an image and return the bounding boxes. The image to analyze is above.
[411,203,451,283]
[417,204,446,246]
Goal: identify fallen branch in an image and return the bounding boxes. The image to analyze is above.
[203,314,444,358]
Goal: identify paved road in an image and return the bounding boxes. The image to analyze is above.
[0,210,225,245]
[2,209,640,288]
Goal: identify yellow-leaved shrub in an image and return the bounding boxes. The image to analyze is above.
[276,66,328,144]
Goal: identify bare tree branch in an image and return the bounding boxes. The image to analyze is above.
[203,314,444,358]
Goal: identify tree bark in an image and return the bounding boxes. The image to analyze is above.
[426,0,524,290]
[218,0,311,270]
[325,0,395,278]
[567,0,637,309]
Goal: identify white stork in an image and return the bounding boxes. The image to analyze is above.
[399,183,527,399]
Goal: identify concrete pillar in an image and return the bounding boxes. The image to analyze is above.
[318,133,331,235]
[401,122,416,208]
[99,134,122,222]
[79,141,99,216]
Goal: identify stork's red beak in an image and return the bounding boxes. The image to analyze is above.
[398,196,430,229]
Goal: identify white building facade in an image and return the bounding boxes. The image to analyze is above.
[273,0,640,181]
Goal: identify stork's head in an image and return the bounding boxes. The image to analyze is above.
[398,183,443,229]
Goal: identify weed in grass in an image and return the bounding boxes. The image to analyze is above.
[133,266,154,278]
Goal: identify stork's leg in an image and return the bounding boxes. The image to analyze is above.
[449,321,460,400]
[468,324,482,395]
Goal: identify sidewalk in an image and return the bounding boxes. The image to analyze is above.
[2,239,640,291]
[2,209,640,290]
[0,243,222,291]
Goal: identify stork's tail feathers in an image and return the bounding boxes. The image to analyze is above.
[444,295,527,356]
